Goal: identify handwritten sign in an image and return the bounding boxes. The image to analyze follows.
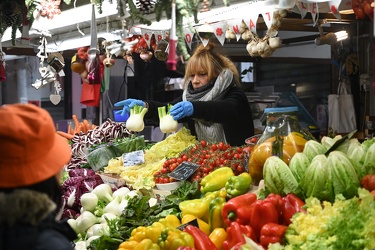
[168,161,200,181]
[122,150,145,167]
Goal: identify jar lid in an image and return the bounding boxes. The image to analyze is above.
[264,106,299,113]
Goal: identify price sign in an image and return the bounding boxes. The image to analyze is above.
[177,218,199,231]
[122,150,145,166]
[168,161,200,181]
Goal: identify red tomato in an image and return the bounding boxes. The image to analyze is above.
[200,140,207,147]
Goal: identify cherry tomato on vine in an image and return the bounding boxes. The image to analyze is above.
[200,140,207,148]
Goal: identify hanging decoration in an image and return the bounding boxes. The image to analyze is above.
[243,9,286,58]
[36,0,62,19]
[32,31,56,89]
[31,29,65,105]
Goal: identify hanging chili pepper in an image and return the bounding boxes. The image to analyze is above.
[282,193,306,226]
[221,193,257,226]
[259,222,288,249]
[222,222,257,250]
[249,200,279,241]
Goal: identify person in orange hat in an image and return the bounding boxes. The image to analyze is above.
[0,103,77,250]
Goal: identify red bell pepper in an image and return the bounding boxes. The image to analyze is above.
[177,247,196,250]
[282,193,306,226]
[184,225,217,250]
[264,193,284,225]
[221,193,257,226]
[249,200,279,241]
[222,221,257,250]
[259,222,287,248]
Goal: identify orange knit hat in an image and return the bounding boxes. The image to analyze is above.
[0,103,72,188]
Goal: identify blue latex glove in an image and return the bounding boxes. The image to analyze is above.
[170,101,194,120]
[114,99,145,116]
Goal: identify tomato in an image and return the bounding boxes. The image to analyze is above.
[211,144,217,151]
[200,140,207,147]
[218,142,224,150]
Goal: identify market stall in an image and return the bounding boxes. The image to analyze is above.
[57,114,375,249]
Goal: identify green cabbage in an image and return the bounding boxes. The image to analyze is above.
[345,139,366,179]
[363,142,375,174]
[263,156,302,198]
[302,140,326,161]
[289,152,310,184]
[300,154,334,202]
[327,151,360,200]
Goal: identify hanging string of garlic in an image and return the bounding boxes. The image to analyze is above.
[227,9,287,58]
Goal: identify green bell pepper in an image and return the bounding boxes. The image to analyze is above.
[225,172,252,197]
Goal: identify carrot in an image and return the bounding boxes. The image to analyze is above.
[72,115,80,131]
[56,130,74,140]
[81,122,87,134]
[83,119,91,132]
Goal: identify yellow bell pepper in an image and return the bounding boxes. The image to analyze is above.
[208,196,227,232]
[158,228,195,250]
[209,228,227,250]
[146,223,165,243]
[181,214,210,236]
[159,214,181,228]
[179,189,226,221]
[118,240,139,250]
[134,239,160,250]
[200,167,234,194]
[129,226,147,242]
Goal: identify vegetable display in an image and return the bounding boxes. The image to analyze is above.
[58,121,375,250]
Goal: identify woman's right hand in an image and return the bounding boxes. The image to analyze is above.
[114,99,145,116]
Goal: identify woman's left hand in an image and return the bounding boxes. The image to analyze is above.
[170,101,193,120]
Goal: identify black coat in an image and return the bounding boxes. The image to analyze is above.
[0,190,77,250]
[146,85,254,146]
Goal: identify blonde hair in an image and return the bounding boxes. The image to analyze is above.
[183,43,240,86]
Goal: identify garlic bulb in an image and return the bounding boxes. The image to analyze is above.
[241,30,253,41]
[269,37,282,49]
[225,28,236,40]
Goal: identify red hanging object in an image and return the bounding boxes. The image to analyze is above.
[167,0,177,71]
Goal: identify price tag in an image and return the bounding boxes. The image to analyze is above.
[168,161,200,181]
[177,218,199,231]
[122,150,145,167]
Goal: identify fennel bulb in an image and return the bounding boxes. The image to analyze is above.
[126,104,148,132]
[158,104,178,133]
[91,183,113,203]
[80,192,98,212]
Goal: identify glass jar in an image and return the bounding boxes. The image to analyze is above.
[248,106,308,184]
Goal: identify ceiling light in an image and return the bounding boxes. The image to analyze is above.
[314,22,348,46]
[314,30,348,45]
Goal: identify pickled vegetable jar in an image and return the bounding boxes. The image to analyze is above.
[248,107,308,184]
